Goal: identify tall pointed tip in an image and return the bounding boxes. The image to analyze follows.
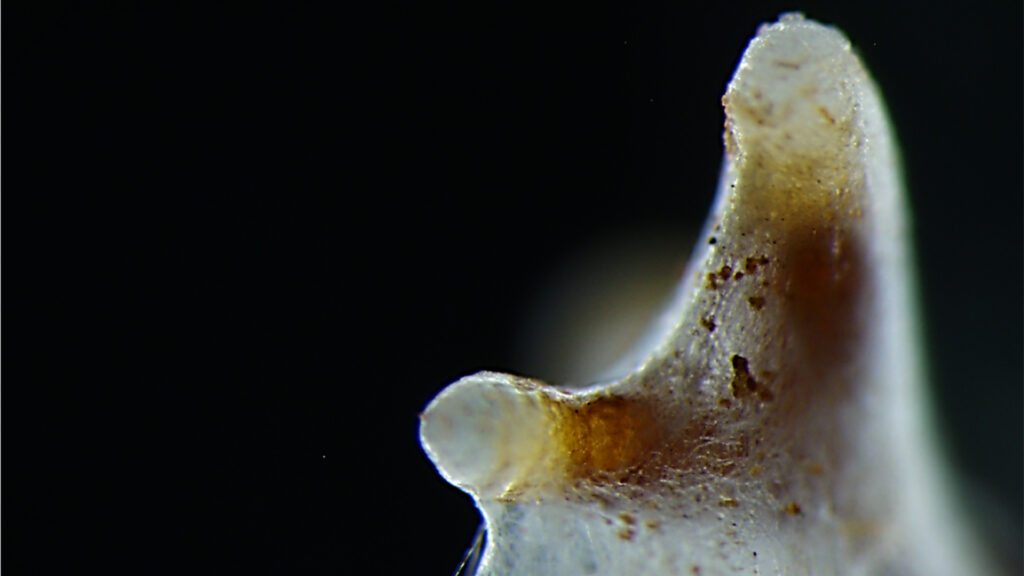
[725,15,862,168]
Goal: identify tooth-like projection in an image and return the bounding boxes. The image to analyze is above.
[420,14,992,576]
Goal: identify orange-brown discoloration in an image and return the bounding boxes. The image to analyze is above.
[555,395,660,476]
[778,223,865,375]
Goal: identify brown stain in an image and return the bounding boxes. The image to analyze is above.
[554,395,661,476]
[704,52,870,514]
[744,255,770,274]
[706,265,735,290]
[619,512,636,525]
[730,355,774,402]
[551,400,760,491]
[721,132,867,422]
[706,272,721,290]
[617,527,636,541]
[777,222,866,382]
[700,317,717,332]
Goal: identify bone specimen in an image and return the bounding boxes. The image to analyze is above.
[420,14,992,575]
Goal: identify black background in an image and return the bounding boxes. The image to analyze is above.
[16,1,1021,573]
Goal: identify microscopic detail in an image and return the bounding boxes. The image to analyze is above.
[420,13,991,576]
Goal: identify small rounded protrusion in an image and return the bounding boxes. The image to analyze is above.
[419,372,554,498]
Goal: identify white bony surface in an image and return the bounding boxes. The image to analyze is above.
[420,14,993,576]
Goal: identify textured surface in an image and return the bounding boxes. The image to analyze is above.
[420,14,991,575]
